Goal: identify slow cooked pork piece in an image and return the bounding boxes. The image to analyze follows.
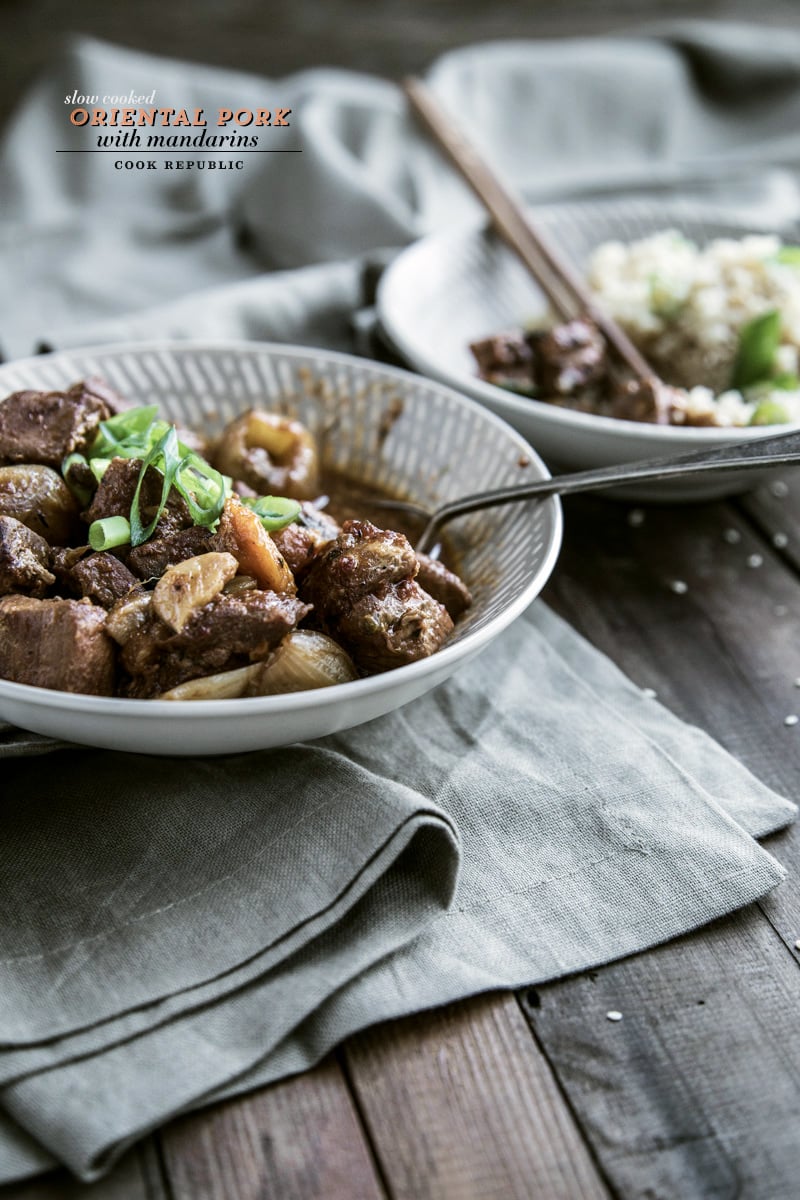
[0,516,55,598]
[70,552,139,609]
[118,589,311,697]
[271,502,340,579]
[415,553,472,619]
[608,376,705,425]
[301,519,458,672]
[468,331,536,391]
[127,526,215,580]
[303,519,418,621]
[84,457,192,538]
[50,545,89,591]
[79,376,132,416]
[470,316,610,409]
[530,317,608,398]
[0,594,114,694]
[336,579,454,673]
[0,381,111,467]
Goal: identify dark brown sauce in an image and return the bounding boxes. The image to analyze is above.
[320,470,422,539]
[318,469,463,572]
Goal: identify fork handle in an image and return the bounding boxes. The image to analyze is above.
[415,428,800,553]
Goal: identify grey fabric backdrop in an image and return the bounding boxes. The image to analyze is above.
[0,22,797,1183]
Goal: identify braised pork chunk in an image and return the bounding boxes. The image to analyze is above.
[0,382,111,467]
[0,595,114,694]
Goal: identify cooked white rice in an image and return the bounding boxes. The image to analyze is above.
[587,230,800,426]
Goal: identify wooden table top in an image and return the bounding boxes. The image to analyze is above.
[3,467,798,1200]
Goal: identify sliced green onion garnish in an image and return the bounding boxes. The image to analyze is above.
[129,429,228,547]
[241,494,301,531]
[62,451,88,475]
[89,405,160,458]
[90,406,248,548]
[102,404,160,439]
[88,515,131,551]
[732,310,782,391]
[129,427,182,547]
[173,452,228,525]
[88,406,185,473]
[769,373,800,391]
[774,246,800,267]
[750,400,791,426]
[89,458,113,483]
[61,452,94,506]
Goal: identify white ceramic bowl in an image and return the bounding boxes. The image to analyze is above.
[0,340,561,755]
[378,200,796,501]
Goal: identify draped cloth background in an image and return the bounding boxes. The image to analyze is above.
[4,21,800,360]
[0,21,798,1183]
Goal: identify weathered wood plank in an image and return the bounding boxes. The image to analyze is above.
[526,491,800,1199]
[344,991,611,1200]
[161,1055,385,1200]
[522,907,800,1200]
[739,467,800,577]
[0,1141,165,1200]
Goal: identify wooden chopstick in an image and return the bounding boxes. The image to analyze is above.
[403,76,656,387]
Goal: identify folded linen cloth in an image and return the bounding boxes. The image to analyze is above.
[0,20,799,1183]
[0,604,794,1181]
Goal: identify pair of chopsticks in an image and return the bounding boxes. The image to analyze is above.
[403,77,655,389]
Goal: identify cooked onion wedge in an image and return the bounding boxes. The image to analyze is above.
[106,589,152,645]
[159,633,357,700]
[246,631,358,695]
[153,551,238,632]
[159,663,263,701]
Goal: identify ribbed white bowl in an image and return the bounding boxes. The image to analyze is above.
[378,200,795,501]
[0,341,561,755]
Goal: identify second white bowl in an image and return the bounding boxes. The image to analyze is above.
[378,200,796,501]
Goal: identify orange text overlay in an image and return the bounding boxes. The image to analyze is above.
[69,107,291,127]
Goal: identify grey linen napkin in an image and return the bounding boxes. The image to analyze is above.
[0,20,799,1183]
[0,605,794,1182]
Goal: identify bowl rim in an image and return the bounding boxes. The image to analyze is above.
[376,213,800,445]
[0,337,563,716]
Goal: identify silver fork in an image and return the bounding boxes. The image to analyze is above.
[368,428,800,554]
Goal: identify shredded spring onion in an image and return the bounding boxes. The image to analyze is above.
[61,452,94,506]
[62,451,88,475]
[88,515,131,552]
[128,424,229,547]
[732,310,781,390]
[89,458,113,483]
[90,405,162,460]
[129,426,182,546]
[751,400,791,426]
[86,405,298,548]
[774,246,800,267]
[240,494,301,531]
